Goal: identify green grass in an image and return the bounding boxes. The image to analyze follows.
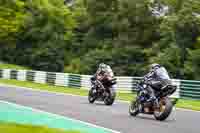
[176,99,200,111]
[0,63,29,70]
[0,121,80,133]
[0,79,199,111]
[0,79,88,96]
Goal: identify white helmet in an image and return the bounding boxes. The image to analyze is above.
[99,63,107,70]
[150,63,160,70]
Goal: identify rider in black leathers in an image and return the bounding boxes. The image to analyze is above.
[144,63,171,107]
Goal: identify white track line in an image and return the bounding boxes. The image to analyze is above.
[0,100,120,133]
[0,83,200,113]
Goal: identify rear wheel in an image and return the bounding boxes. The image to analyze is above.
[88,89,96,103]
[129,99,139,116]
[154,98,173,121]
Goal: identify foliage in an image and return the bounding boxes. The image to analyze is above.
[0,0,200,79]
[0,63,29,70]
[0,0,76,72]
[0,0,26,45]
[185,47,200,80]
[151,0,200,79]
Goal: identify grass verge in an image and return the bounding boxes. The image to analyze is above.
[0,63,29,70]
[0,121,80,133]
[0,79,199,111]
[176,99,200,111]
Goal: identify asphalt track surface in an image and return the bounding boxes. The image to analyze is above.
[0,85,199,133]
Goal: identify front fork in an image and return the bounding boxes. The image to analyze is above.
[135,96,143,113]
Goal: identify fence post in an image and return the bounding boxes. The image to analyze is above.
[2,69,11,79]
[33,71,47,84]
[55,73,68,87]
[81,75,92,90]
[17,70,27,81]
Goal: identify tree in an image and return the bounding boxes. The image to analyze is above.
[151,45,182,78]
[13,0,76,71]
[0,0,26,45]
[185,48,200,80]
[153,0,200,79]
[116,0,160,47]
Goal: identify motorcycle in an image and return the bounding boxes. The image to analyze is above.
[129,78,177,121]
[88,74,117,105]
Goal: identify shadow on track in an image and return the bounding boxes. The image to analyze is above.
[131,115,176,123]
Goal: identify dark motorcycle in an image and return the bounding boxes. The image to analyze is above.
[88,74,117,105]
[129,79,177,121]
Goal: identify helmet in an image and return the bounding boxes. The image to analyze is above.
[150,63,160,70]
[99,63,107,70]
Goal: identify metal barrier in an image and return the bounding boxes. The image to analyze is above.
[180,80,200,100]
[1,69,200,99]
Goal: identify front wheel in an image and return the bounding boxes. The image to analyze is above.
[129,99,139,116]
[104,91,116,106]
[154,98,173,121]
[88,89,96,103]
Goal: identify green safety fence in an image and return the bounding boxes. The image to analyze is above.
[46,72,56,85]
[0,69,200,100]
[68,74,81,88]
[131,77,142,91]
[180,80,200,100]
[26,71,35,82]
[10,70,18,80]
[0,69,2,78]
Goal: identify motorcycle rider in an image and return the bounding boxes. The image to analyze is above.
[91,63,116,94]
[144,63,171,107]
